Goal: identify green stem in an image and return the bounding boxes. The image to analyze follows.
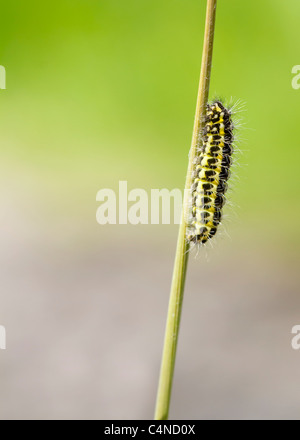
[154,0,218,420]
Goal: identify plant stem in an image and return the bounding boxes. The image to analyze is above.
[154,0,218,420]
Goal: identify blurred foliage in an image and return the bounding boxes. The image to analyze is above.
[0,0,299,245]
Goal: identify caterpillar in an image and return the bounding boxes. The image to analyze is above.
[187,100,234,245]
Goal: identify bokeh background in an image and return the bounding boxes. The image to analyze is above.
[0,0,300,419]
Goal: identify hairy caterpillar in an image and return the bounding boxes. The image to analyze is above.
[187,100,234,245]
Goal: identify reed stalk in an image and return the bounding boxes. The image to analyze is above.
[154,0,218,420]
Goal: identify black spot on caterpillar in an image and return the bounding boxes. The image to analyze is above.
[187,100,234,245]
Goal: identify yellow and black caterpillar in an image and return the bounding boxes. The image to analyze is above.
[187,100,234,245]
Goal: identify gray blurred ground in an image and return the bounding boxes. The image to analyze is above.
[1,205,300,420]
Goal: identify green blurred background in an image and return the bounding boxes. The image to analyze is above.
[0,0,300,419]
